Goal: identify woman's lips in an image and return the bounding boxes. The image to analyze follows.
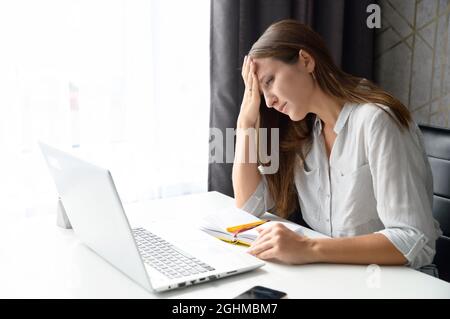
[279,102,287,113]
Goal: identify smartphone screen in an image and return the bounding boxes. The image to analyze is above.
[234,286,287,299]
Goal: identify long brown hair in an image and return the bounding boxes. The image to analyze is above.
[249,19,412,218]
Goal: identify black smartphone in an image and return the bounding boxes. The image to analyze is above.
[234,286,287,299]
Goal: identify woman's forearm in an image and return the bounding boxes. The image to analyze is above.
[232,117,261,208]
[311,233,408,265]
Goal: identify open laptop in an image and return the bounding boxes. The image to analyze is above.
[39,142,264,292]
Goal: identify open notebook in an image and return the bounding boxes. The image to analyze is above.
[199,207,304,246]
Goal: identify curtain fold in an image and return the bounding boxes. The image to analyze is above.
[209,0,376,198]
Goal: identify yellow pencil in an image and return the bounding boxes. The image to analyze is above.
[226,220,269,233]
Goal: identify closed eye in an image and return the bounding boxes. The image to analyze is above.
[265,77,273,87]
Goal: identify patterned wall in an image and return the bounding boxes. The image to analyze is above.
[374,0,450,128]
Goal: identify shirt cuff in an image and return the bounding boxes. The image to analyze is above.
[240,175,274,217]
[376,228,435,269]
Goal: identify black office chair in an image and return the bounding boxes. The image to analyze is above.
[419,124,450,282]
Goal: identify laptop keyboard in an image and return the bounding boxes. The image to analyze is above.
[132,228,215,279]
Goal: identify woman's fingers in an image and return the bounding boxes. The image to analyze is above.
[248,239,273,256]
[238,55,261,127]
[251,230,272,248]
[255,247,276,260]
[241,56,260,97]
[255,224,275,238]
[251,223,286,247]
[245,58,253,87]
[241,55,248,80]
[243,56,251,85]
[251,69,260,95]
[247,61,254,93]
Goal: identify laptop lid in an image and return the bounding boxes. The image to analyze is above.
[39,142,153,292]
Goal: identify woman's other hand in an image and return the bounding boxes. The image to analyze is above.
[238,56,261,128]
[247,223,317,264]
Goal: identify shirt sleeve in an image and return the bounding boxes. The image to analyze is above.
[240,166,275,217]
[367,108,442,269]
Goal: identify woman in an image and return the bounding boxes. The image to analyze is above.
[232,19,442,269]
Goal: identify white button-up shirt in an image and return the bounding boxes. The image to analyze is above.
[242,102,442,269]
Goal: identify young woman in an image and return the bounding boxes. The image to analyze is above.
[232,19,442,269]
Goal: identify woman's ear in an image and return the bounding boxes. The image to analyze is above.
[298,49,315,74]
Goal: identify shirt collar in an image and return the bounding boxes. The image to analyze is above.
[333,102,356,134]
[312,102,356,136]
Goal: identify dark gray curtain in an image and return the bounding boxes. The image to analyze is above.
[208,0,376,198]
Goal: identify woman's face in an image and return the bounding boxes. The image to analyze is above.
[254,53,315,121]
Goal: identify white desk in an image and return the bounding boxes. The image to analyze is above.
[0,191,449,299]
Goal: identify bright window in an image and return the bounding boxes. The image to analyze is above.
[0,0,210,220]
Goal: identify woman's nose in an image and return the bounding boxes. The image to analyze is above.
[266,95,278,108]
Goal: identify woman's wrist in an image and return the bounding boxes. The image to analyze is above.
[237,115,256,129]
[306,238,324,264]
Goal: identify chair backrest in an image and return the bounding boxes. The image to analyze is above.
[419,124,450,282]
